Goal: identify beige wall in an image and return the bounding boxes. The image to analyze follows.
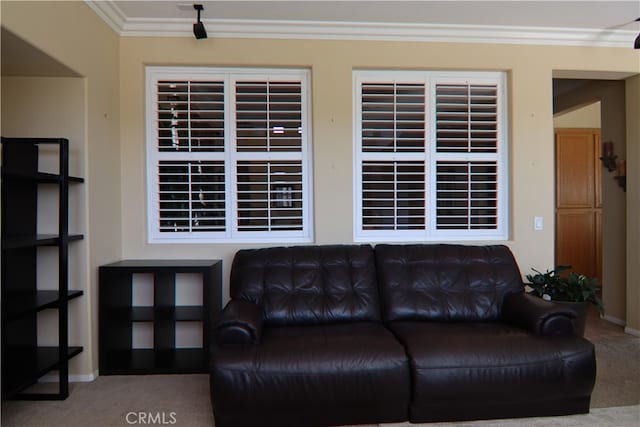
[1,1,121,377]
[554,102,601,128]
[120,37,639,305]
[626,75,640,335]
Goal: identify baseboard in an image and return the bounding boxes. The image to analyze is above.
[40,371,97,383]
[624,326,640,337]
[602,314,626,326]
[602,314,640,337]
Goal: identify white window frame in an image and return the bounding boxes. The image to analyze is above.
[146,66,314,243]
[353,70,509,242]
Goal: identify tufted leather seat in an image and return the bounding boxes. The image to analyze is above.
[211,322,409,427]
[389,321,595,422]
[376,244,596,422]
[210,244,596,426]
[210,245,409,427]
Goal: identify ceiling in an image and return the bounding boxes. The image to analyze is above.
[86,0,640,47]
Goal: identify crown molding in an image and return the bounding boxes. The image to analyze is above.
[85,0,127,34]
[86,1,637,48]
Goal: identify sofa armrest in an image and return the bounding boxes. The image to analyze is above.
[502,292,576,336]
[213,299,263,345]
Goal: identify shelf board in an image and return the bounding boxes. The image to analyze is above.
[1,170,84,183]
[128,306,203,322]
[100,259,221,271]
[131,307,154,321]
[2,234,84,250]
[100,349,206,375]
[2,346,83,398]
[3,290,84,321]
[175,306,203,321]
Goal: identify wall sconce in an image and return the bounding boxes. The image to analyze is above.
[600,141,626,191]
[615,162,627,192]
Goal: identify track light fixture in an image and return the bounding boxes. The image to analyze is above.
[193,4,207,40]
[635,18,640,49]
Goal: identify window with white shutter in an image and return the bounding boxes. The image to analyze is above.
[354,71,508,241]
[146,67,313,243]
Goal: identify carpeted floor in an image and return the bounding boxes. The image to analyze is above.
[2,312,639,427]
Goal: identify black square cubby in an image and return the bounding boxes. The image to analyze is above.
[99,260,222,375]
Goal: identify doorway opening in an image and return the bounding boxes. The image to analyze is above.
[552,77,627,325]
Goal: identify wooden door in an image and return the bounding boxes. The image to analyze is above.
[555,129,602,284]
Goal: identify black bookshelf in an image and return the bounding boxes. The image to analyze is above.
[99,259,222,375]
[1,137,84,400]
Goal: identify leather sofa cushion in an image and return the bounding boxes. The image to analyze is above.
[375,244,523,322]
[210,322,410,426]
[230,245,380,326]
[389,321,596,419]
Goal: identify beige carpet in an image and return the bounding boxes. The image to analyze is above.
[2,314,638,427]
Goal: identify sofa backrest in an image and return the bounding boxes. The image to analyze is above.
[375,244,524,322]
[230,245,381,326]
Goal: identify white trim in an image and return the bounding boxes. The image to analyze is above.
[624,326,640,337]
[84,0,127,35]
[601,315,640,337]
[40,372,97,383]
[85,1,637,48]
[602,314,626,326]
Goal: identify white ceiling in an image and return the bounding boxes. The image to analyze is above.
[87,0,640,47]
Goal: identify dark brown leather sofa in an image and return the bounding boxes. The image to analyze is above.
[209,244,596,427]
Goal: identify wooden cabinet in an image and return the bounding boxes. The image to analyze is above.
[99,260,222,375]
[1,137,84,400]
[555,129,602,283]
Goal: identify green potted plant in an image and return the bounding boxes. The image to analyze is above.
[525,265,604,336]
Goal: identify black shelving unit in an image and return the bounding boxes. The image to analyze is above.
[99,260,222,375]
[1,137,84,400]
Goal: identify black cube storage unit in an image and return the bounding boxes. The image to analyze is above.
[99,260,222,375]
[1,137,84,400]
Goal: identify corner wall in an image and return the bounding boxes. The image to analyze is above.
[626,74,640,335]
[1,0,121,377]
[553,80,627,323]
[1,76,89,376]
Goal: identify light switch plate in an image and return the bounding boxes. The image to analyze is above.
[534,216,544,231]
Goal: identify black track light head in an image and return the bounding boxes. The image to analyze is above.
[193,4,207,40]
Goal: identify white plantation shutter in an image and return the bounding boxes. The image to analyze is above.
[434,81,500,232]
[157,81,225,152]
[236,161,303,231]
[435,83,498,153]
[359,81,427,232]
[158,161,226,232]
[362,161,425,230]
[361,82,426,152]
[355,71,507,241]
[147,67,312,243]
[234,80,305,233]
[435,162,498,229]
[236,81,303,152]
